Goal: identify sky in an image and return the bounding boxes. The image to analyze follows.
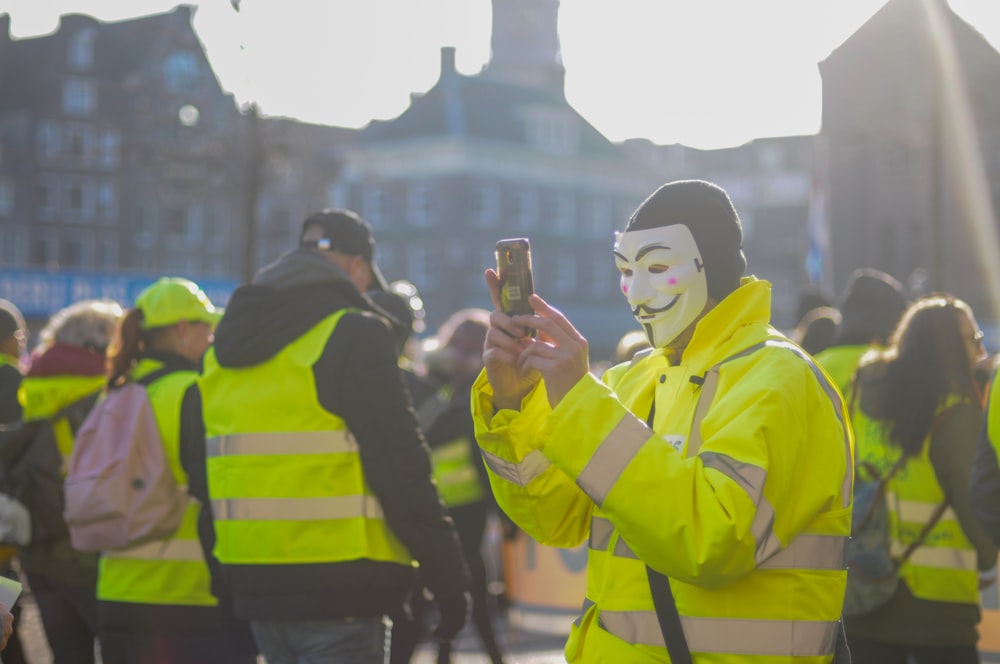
[4,0,1000,149]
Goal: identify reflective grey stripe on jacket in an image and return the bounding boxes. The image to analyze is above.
[598,609,838,657]
[588,515,845,570]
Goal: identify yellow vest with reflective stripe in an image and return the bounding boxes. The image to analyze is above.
[431,436,486,508]
[19,374,105,472]
[199,309,414,568]
[97,359,217,607]
[859,395,978,604]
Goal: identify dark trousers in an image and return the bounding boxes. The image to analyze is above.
[847,635,978,664]
[25,571,98,664]
[98,599,258,664]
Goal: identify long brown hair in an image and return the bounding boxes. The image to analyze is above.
[106,309,176,388]
[873,294,979,456]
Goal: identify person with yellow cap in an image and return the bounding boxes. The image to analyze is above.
[95,277,256,664]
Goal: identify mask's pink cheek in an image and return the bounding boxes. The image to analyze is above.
[621,283,629,295]
[668,278,677,286]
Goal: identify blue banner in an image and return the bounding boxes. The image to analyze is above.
[0,269,238,318]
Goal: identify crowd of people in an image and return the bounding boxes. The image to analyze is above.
[0,177,998,663]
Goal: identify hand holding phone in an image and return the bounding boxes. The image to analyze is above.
[495,238,536,337]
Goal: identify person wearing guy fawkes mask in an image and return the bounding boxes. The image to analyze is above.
[471,180,854,663]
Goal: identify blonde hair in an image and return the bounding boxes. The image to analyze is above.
[37,299,125,353]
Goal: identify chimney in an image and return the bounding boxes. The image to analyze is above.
[0,15,9,41]
[440,46,456,78]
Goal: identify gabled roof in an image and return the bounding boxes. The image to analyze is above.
[363,67,623,159]
[0,6,212,112]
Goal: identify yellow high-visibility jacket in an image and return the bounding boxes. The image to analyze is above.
[473,278,853,663]
[97,358,217,607]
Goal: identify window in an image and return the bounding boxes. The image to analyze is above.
[554,192,576,232]
[164,207,201,244]
[526,113,580,154]
[30,230,59,267]
[205,205,230,250]
[97,180,117,223]
[0,178,13,217]
[64,176,95,221]
[363,186,388,226]
[135,205,157,248]
[96,234,117,269]
[0,226,26,266]
[406,244,433,290]
[37,121,61,163]
[61,232,92,268]
[163,51,199,92]
[407,184,432,227]
[512,188,538,229]
[471,184,499,227]
[581,196,612,236]
[37,175,59,218]
[66,124,95,167]
[589,254,614,298]
[68,29,96,71]
[99,130,120,169]
[62,79,96,116]
[551,252,575,296]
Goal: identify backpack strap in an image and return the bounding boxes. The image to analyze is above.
[644,402,692,664]
[135,366,175,388]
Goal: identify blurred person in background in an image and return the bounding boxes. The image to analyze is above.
[97,278,256,664]
[815,268,907,397]
[419,309,506,664]
[11,300,123,664]
[0,300,26,426]
[845,294,995,663]
[791,305,842,357]
[182,209,470,663]
[0,300,28,663]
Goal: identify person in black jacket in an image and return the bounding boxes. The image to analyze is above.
[180,209,470,664]
[0,299,26,426]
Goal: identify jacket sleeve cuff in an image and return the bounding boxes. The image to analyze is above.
[471,370,550,460]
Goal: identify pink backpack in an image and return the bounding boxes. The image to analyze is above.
[63,371,188,552]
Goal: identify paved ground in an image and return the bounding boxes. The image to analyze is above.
[9,588,566,664]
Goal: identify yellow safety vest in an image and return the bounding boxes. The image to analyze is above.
[856,394,978,604]
[815,344,872,399]
[431,436,486,509]
[19,373,105,471]
[199,309,414,568]
[97,359,217,607]
[474,279,853,663]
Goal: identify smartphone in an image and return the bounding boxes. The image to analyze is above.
[495,238,536,337]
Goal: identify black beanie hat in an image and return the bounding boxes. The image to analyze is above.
[625,180,747,300]
[835,268,907,346]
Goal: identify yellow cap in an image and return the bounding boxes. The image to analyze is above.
[135,277,223,329]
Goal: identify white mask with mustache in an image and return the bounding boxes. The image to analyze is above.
[614,225,708,348]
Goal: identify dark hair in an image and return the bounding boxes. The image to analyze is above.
[105,309,172,388]
[793,306,841,356]
[835,268,906,346]
[874,294,979,455]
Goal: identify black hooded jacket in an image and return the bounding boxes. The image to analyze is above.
[180,249,469,621]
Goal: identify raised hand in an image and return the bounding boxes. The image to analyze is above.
[483,269,541,410]
[512,293,590,409]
